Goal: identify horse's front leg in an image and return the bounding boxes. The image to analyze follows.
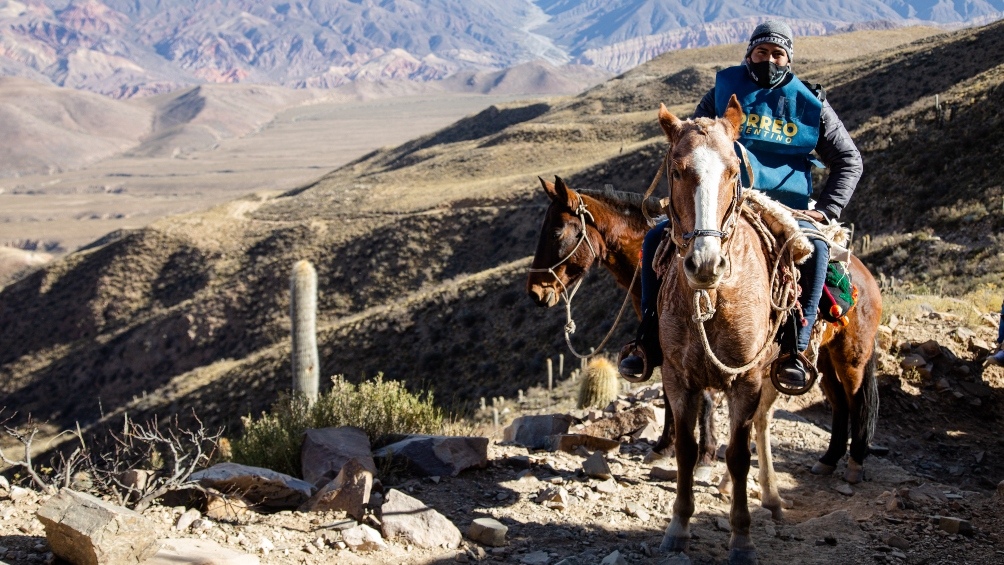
[753,382,786,519]
[724,379,762,565]
[660,384,701,555]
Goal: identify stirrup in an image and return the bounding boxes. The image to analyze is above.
[618,342,654,383]
[770,350,819,395]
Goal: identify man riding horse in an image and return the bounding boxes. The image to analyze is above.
[619,20,863,393]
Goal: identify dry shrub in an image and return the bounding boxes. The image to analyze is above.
[232,374,443,477]
[578,357,620,409]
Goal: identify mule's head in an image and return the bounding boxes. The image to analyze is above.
[527,176,601,308]
[659,96,745,290]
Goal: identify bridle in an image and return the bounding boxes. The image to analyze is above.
[528,196,598,302]
[528,195,638,359]
[662,140,751,252]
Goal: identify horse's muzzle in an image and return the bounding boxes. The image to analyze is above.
[683,245,728,290]
[527,285,560,308]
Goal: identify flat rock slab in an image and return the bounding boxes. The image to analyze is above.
[549,434,620,454]
[380,489,461,549]
[374,435,488,477]
[301,426,377,488]
[504,414,573,450]
[467,517,507,547]
[142,539,259,565]
[37,488,160,565]
[190,463,313,509]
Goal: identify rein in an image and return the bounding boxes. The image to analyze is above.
[689,200,802,377]
[528,197,638,360]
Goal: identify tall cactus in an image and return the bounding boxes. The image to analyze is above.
[290,260,319,404]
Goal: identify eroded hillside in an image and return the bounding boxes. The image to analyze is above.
[1,23,1002,455]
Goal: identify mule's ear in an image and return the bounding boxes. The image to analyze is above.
[723,94,745,140]
[553,176,577,209]
[539,176,559,201]
[658,103,683,145]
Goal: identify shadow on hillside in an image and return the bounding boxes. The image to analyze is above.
[829,20,1004,131]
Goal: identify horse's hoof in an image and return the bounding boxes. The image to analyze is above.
[694,464,714,485]
[810,461,836,475]
[844,459,865,484]
[762,502,784,521]
[659,552,692,565]
[728,548,758,565]
[660,534,690,554]
[645,449,672,464]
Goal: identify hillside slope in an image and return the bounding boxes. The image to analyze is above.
[1,23,1002,456]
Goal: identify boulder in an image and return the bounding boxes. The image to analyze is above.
[299,457,373,518]
[631,422,662,442]
[580,406,657,439]
[467,517,507,547]
[36,488,160,565]
[341,524,387,552]
[189,463,313,509]
[374,435,488,477]
[379,489,461,549]
[900,354,926,369]
[503,414,573,450]
[582,452,612,480]
[301,427,377,488]
[142,538,259,565]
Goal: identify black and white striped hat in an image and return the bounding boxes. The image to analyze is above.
[745,20,794,62]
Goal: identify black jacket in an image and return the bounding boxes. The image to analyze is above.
[693,81,862,220]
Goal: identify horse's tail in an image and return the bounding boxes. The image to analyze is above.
[856,349,879,452]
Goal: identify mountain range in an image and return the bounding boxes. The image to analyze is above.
[1,0,1001,98]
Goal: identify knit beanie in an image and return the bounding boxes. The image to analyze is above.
[745,20,794,62]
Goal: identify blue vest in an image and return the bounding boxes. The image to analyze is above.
[714,65,822,210]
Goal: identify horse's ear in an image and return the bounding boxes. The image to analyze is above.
[539,176,559,201]
[723,94,745,140]
[658,103,683,145]
[553,176,577,209]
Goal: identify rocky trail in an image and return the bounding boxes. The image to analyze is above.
[1,298,1003,565]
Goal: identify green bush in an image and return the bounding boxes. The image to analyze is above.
[232,374,444,477]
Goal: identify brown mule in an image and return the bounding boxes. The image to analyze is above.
[526,177,719,466]
[653,96,881,564]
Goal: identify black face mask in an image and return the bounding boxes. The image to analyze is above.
[745,59,790,89]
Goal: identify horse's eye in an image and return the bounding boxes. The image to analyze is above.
[672,169,682,181]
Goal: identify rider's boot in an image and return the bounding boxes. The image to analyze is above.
[618,308,662,381]
[775,348,810,392]
[773,313,814,395]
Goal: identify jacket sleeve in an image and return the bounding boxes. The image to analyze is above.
[693,87,716,118]
[813,99,862,220]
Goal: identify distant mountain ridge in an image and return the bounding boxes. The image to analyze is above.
[0,0,1001,97]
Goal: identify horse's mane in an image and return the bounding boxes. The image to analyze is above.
[578,187,664,225]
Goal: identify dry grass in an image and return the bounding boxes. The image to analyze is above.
[881,284,1002,328]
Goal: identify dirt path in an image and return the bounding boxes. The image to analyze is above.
[2,301,1002,565]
